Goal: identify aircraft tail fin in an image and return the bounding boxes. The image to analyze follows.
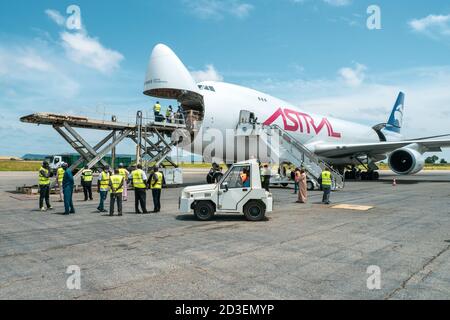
[385,92,405,134]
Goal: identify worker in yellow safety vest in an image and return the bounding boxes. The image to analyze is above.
[109,169,124,216]
[153,101,162,121]
[57,165,65,202]
[80,165,94,201]
[38,161,53,211]
[131,164,148,214]
[321,168,332,205]
[150,166,163,213]
[97,166,110,213]
[118,163,129,201]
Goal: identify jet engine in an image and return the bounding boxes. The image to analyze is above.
[388,147,425,175]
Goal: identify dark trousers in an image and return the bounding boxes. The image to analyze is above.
[98,191,108,211]
[63,186,75,214]
[39,185,51,209]
[82,182,93,200]
[135,188,147,213]
[110,193,123,216]
[263,176,271,191]
[322,186,331,204]
[152,188,161,212]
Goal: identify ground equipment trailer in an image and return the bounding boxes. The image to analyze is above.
[180,159,273,222]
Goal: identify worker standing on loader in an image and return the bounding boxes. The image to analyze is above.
[149,166,163,213]
[80,165,94,201]
[321,168,332,205]
[56,165,65,202]
[153,101,162,121]
[109,169,124,216]
[131,164,148,214]
[118,163,129,201]
[38,161,53,212]
[97,166,110,213]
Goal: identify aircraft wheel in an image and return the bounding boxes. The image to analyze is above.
[307,181,315,191]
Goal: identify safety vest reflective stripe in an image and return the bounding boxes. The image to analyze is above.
[81,169,93,182]
[100,172,110,189]
[132,170,146,189]
[110,175,124,193]
[39,167,50,185]
[321,171,332,186]
[118,168,128,180]
[57,168,65,183]
[154,104,161,112]
[151,172,163,189]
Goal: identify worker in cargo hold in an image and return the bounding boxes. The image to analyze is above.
[80,165,94,201]
[131,164,148,214]
[38,161,53,212]
[149,166,163,213]
[109,169,124,216]
[118,163,130,201]
[56,165,65,202]
[62,163,75,215]
[97,166,110,213]
[321,168,332,205]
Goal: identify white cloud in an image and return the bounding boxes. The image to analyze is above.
[191,64,224,82]
[184,0,254,20]
[323,0,352,6]
[61,32,124,74]
[46,8,124,74]
[409,14,450,38]
[45,9,65,26]
[338,63,367,87]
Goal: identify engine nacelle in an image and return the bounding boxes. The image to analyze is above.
[388,147,425,175]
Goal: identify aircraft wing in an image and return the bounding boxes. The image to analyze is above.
[314,138,450,158]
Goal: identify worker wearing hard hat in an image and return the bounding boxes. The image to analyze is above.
[118,163,129,201]
[38,161,53,212]
[62,162,75,215]
[80,165,94,201]
[131,164,148,214]
[149,166,163,213]
[321,167,332,205]
[56,165,65,202]
[109,168,124,216]
[97,166,110,213]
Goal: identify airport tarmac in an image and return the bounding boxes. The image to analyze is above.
[0,170,449,300]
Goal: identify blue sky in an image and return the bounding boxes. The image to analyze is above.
[0,0,450,159]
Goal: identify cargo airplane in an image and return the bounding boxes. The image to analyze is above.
[143,44,450,176]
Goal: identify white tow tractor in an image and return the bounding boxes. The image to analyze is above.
[179,159,273,221]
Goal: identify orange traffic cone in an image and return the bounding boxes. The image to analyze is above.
[392,179,397,187]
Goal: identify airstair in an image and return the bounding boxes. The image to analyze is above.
[236,111,345,190]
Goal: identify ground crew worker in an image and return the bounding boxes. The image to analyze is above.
[166,105,173,123]
[321,167,332,205]
[154,101,162,121]
[62,163,75,215]
[149,166,163,213]
[80,165,93,201]
[56,165,65,202]
[97,166,110,213]
[38,161,53,212]
[131,164,148,214]
[118,163,129,201]
[109,169,124,216]
[261,164,271,191]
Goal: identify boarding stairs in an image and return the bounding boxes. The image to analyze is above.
[236,111,345,190]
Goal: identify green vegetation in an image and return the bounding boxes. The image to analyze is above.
[0,160,42,172]
[377,163,450,171]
